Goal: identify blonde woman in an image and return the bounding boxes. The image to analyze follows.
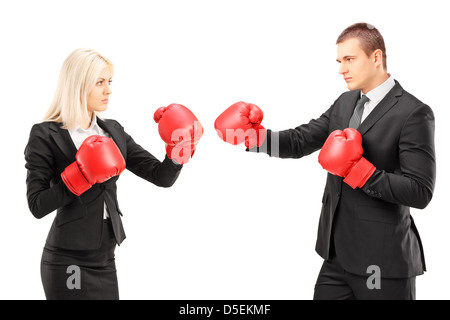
[24,48,202,300]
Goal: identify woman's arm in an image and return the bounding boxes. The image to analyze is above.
[124,130,183,187]
[25,124,77,219]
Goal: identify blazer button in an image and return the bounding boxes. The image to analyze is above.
[336,192,340,198]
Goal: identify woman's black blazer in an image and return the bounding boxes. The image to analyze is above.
[25,117,182,250]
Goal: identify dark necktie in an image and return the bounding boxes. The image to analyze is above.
[348,95,369,129]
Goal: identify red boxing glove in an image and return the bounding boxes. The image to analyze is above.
[318,128,376,189]
[154,104,203,164]
[61,135,126,196]
[214,101,266,149]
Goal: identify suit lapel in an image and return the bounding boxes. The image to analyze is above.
[97,117,127,158]
[48,117,126,162]
[50,122,77,162]
[358,81,403,136]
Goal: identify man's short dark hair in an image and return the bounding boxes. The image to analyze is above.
[337,23,387,70]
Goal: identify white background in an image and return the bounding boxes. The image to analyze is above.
[1,0,449,300]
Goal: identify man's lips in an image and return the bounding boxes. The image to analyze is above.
[344,77,352,82]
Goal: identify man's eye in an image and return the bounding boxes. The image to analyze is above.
[348,58,354,62]
[108,80,113,85]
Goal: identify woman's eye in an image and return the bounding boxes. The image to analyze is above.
[96,80,112,86]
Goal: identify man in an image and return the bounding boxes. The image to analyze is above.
[214,22,436,300]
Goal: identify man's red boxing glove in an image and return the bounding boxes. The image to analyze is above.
[61,135,126,196]
[214,101,266,149]
[318,128,376,189]
[154,104,204,164]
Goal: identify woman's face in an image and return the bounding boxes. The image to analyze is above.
[87,67,113,115]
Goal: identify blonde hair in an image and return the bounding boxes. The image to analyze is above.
[42,48,114,129]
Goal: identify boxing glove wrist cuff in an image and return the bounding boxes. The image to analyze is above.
[245,125,267,149]
[344,157,376,189]
[61,162,92,196]
[247,129,270,154]
[166,142,195,165]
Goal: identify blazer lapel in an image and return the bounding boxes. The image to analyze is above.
[48,117,127,162]
[49,122,77,162]
[358,81,403,136]
[97,117,127,158]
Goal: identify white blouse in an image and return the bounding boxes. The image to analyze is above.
[68,114,110,219]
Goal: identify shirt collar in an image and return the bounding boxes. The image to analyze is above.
[362,74,396,104]
[72,113,100,133]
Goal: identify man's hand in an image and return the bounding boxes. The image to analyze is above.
[318,128,376,189]
[214,101,266,149]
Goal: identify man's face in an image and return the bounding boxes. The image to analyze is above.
[337,38,377,93]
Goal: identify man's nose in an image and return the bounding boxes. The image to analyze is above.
[339,63,348,75]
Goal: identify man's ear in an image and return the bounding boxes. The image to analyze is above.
[373,49,384,68]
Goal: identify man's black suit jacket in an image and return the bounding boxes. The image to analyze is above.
[258,81,436,278]
[25,117,183,250]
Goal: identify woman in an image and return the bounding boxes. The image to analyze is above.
[24,48,202,299]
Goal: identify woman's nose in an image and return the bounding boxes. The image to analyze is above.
[104,84,112,95]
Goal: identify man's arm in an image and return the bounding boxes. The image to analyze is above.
[250,106,332,158]
[362,104,436,209]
